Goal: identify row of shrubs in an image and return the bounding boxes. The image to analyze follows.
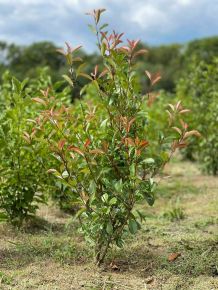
[0,9,216,264]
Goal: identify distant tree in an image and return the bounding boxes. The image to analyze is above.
[182,36,218,63]
[1,36,218,94]
[136,43,182,92]
[6,42,65,80]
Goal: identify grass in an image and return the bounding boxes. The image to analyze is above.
[0,160,217,289]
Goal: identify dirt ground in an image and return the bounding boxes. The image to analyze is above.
[0,160,217,289]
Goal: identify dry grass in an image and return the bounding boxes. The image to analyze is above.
[0,160,217,289]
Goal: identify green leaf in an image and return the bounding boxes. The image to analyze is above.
[89,180,96,194]
[128,219,138,235]
[100,118,108,128]
[100,23,108,30]
[116,238,124,248]
[75,207,86,218]
[136,210,147,222]
[62,75,74,87]
[101,42,107,55]
[144,158,155,164]
[129,163,135,177]
[62,170,69,178]
[144,193,155,206]
[88,24,97,34]
[106,221,113,234]
[102,193,109,203]
[114,179,123,192]
[109,197,117,205]
[0,212,7,222]
[12,77,22,93]
[21,78,29,90]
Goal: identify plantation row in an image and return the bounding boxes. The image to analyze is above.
[0,9,217,265]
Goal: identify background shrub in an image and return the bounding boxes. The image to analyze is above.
[0,74,47,226]
[177,57,218,175]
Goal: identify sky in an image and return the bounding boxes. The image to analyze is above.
[0,0,217,52]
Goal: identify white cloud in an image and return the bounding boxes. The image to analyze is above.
[0,0,217,52]
[176,0,192,6]
[129,4,170,31]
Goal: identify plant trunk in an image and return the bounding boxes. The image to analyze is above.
[95,237,111,266]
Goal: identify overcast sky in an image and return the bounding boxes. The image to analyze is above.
[0,0,217,52]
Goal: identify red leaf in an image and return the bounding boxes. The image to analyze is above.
[127,117,136,132]
[166,110,173,124]
[133,49,148,58]
[177,142,188,148]
[139,140,149,148]
[172,127,182,135]
[23,131,30,139]
[69,152,75,159]
[102,141,109,152]
[65,42,72,53]
[123,137,135,146]
[32,97,46,106]
[180,119,188,130]
[145,70,151,81]
[89,149,104,155]
[40,88,49,97]
[147,92,158,107]
[58,139,66,150]
[175,100,182,111]
[145,71,161,86]
[151,72,161,86]
[168,103,175,112]
[23,135,30,144]
[184,130,201,139]
[118,46,130,53]
[72,45,82,53]
[71,147,84,156]
[179,109,191,114]
[94,8,106,24]
[99,68,108,78]
[94,65,98,77]
[84,139,91,148]
[47,169,57,174]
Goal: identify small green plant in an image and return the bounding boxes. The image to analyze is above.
[163,207,185,221]
[31,9,199,265]
[0,271,13,286]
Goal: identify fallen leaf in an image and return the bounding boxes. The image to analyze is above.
[145,277,154,284]
[109,261,119,271]
[168,252,181,262]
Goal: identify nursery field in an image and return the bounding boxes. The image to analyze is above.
[0,159,217,290]
[0,8,218,290]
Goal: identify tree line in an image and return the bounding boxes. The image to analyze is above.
[1,36,218,94]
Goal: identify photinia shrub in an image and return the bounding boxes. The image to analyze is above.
[0,74,48,226]
[31,9,199,265]
[0,69,72,226]
[177,57,218,175]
